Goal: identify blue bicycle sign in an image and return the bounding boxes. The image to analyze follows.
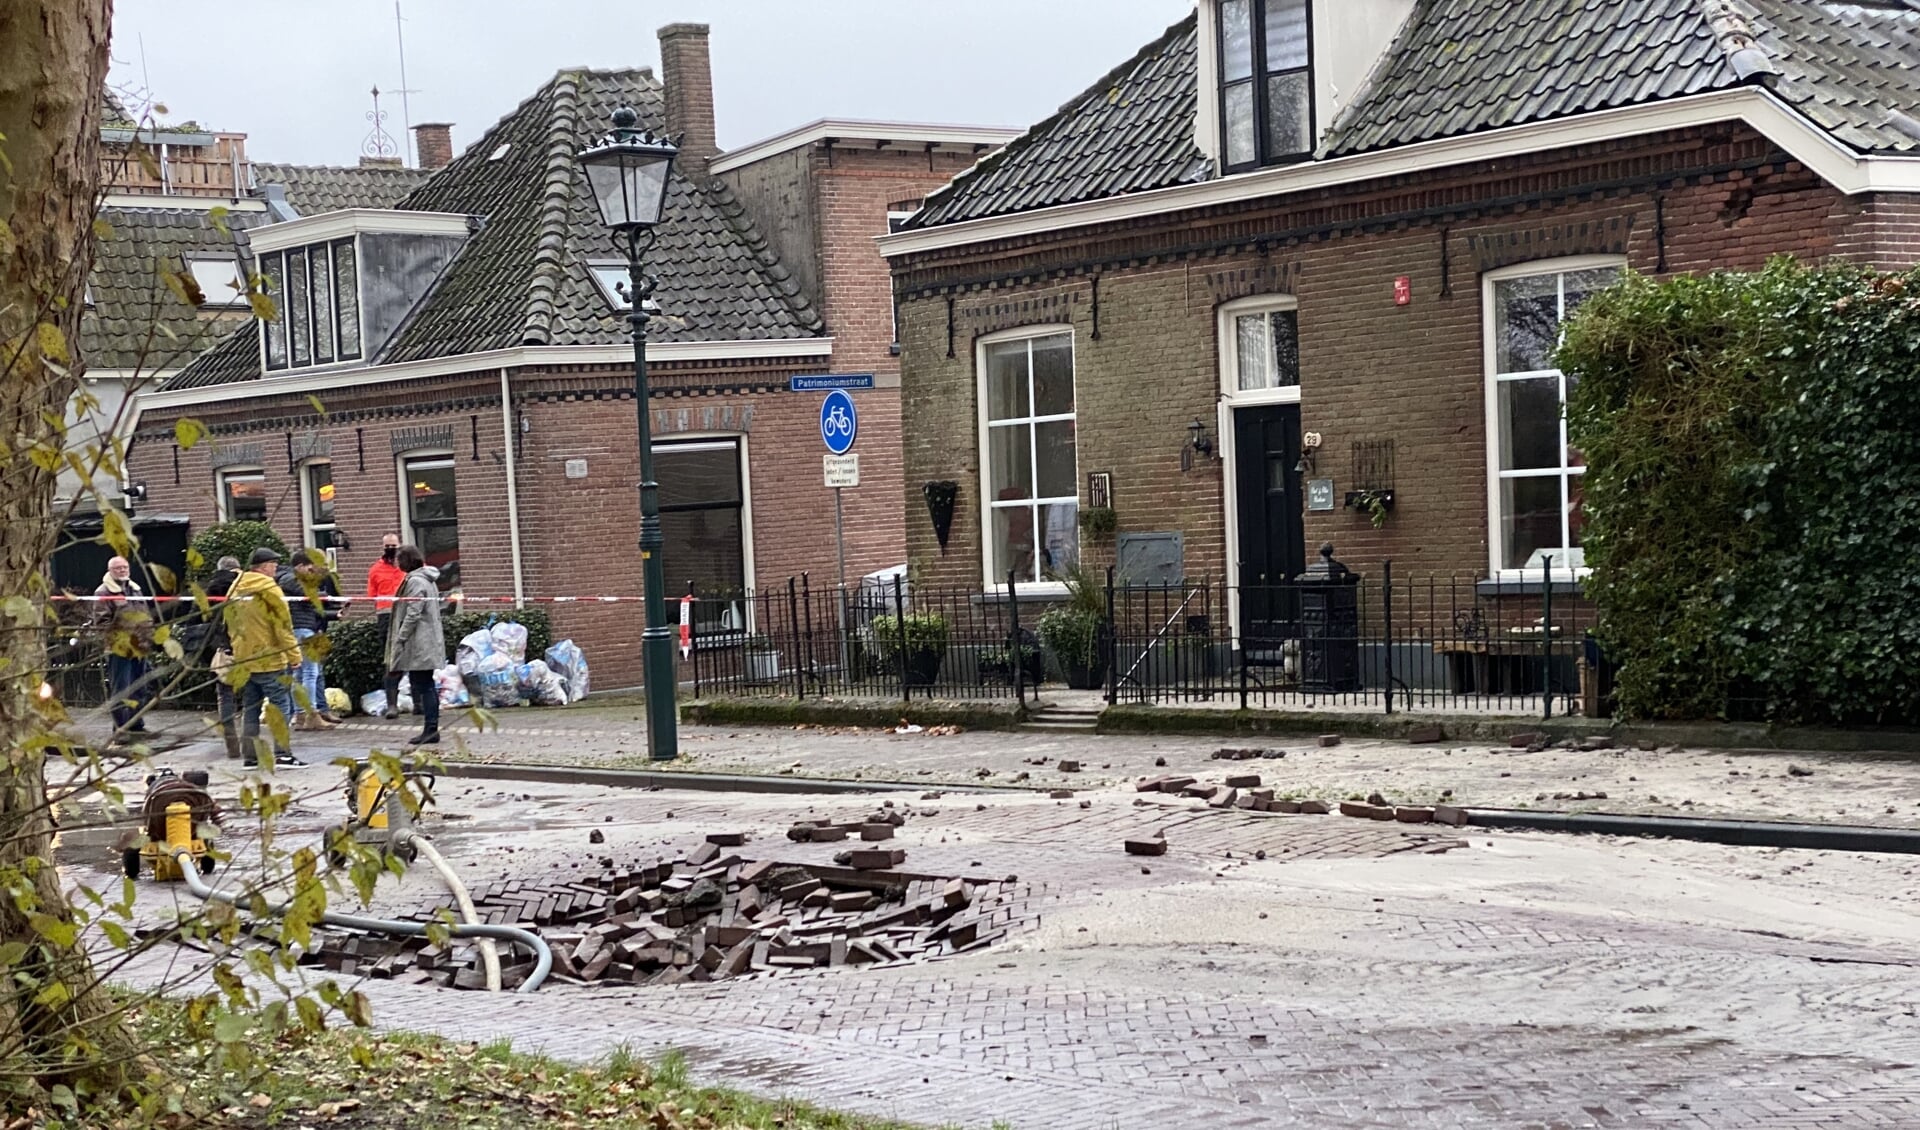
[820,389,858,455]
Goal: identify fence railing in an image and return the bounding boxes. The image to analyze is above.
[688,560,1606,718]
[688,573,1039,704]
[1105,563,1598,718]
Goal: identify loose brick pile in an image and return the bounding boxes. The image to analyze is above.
[1134,775,1330,815]
[301,831,1013,990]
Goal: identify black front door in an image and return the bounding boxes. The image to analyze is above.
[1235,404,1306,643]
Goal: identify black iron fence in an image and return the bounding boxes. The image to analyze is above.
[688,574,1040,703]
[1106,565,1599,718]
[689,561,1606,718]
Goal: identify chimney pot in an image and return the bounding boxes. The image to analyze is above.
[412,122,455,170]
[658,22,717,176]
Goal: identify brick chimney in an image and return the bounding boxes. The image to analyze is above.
[658,22,717,176]
[413,122,455,170]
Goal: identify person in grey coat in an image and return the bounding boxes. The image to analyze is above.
[384,545,447,746]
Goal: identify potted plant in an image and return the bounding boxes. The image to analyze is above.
[872,612,950,688]
[979,627,1044,686]
[744,634,781,683]
[1037,566,1109,690]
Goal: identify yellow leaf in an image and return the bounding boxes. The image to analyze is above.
[101,508,136,559]
[93,217,115,240]
[208,205,230,236]
[175,417,208,451]
[36,322,69,363]
[248,292,278,322]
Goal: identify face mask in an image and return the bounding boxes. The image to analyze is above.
[382,546,397,562]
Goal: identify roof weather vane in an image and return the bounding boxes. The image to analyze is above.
[362,85,401,160]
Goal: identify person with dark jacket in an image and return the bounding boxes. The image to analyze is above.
[279,557,340,730]
[93,556,153,741]
[384,545,446,747]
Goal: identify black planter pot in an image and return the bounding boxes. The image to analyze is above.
[1064,657,1109,691]
[903,648,944,688]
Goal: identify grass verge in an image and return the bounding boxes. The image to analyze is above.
[57,1001,927,1130]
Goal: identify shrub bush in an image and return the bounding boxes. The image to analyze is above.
[188,521,290,581]
[1562,258,1920,724]
[869,612,949,658]
[321,617,387,702]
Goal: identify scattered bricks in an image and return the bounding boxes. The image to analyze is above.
[1578,736,1615,752]
[1275,799,1302,814]
[777,876,821,901]
[830,890,876,913]
[580,948,615,980]
[1788,764,1815,777]
[850,848,907,871]
[1124,836,1168,856]
[1057,760,1082,773]
[802,887,834,908]
[1509,732,1542,748]
[1049,789,1075,799]
[1369,805,1398,821]
[687,842,721,867]
[1261,749,1287,759]
[1340,801,1392,820]
[711,924,756,947]
[1225,774,1262,789]
[1394,806,1436,824]
[719,938,755,976]
[1406,724,1445,744]
[881,810,908,826]
[860,823,895,841]
[1298,800,1331,814]
[1136,776,1175,792]
[1209,788,1240,809]
[786,824,816,842]
[737,860,776,886]
[588,829,606,844]
[942,879,971,910]
[1249,788,1275,802]
[705,831,748,848]
[1434,805,1470,826]
[1236,794,1260,810]
[1182,784,1220,800]
[808,826,850,843]
[1318,734,1341,747]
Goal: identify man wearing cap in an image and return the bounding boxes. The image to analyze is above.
[221,547,305,768]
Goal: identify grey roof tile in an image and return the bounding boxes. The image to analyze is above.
[168,67,822,390]
[251,162,430,215]
[912,0,1915,232]
[82,206,269,373]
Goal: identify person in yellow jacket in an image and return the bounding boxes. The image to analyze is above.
[221,547,306,768]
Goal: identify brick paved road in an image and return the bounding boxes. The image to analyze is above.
[101,770,1920,1129]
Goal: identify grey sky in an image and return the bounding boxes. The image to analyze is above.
[108,1,1191,166]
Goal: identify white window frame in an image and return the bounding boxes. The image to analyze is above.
[185,254,248,307]
[887,211,917,350]
[1217,294,1302,646]
[1481,255,1624,580]
[396,449,459,587]
[976,324,1078,592]
[299,459,338,564]
[653,434,757,640]
[216,467,267,524]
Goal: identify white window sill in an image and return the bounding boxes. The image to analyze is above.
[974,584,1070,604]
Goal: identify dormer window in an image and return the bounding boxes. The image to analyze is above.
[260,239,360,371]
[1219,0,1312,172]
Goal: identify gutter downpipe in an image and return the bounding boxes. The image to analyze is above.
[500,367,526,607]
[173,848,553,992]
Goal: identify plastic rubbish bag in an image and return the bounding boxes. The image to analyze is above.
[544,640,589,703]
[515,659,553,693]
[434,664,469,707]
[489,621,529,664]
[394,682,415,715]
[456,628,495,677]
[477,652,520,708]
[532,672,569,707]
[359,690,387,718]
[325,687,352,715]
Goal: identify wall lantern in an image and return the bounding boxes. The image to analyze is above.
[1181,418,1214,472]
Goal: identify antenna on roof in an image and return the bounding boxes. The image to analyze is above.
[394,1,419,166]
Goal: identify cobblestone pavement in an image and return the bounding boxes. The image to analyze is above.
[108,701,1920,830]
[97,760,1920,1130]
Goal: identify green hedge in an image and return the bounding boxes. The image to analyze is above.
[322,606,557,707]
[187,521,290,582]
[1562,259,1920,724]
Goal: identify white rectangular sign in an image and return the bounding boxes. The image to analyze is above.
[823,454,860,488]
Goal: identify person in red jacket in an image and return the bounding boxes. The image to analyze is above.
[366,533,407,718]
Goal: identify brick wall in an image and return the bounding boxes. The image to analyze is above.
[896,125,1893,600]
[125,352,896,691]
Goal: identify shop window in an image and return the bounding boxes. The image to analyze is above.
[1484,258,1623,575]
[1219,0,1313,172]
[303,461,338,554]
[218,468,267,523]
[656,439,749,638]
[980,328,1078,586]
[402,455,460,590]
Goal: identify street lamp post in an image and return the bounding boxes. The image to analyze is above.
[580,107,680,761]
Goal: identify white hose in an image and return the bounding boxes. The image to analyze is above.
[406,834,502,992]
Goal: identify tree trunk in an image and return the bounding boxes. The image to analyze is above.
[0,0,128,1104]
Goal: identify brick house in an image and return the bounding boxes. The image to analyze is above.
[883,0,1920,656]
[124,24,1012,690]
